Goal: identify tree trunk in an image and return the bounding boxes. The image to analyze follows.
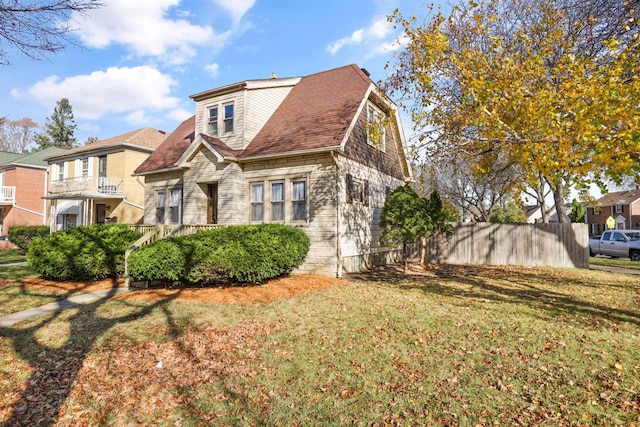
[403,242,408,274]
[553,181,569,223]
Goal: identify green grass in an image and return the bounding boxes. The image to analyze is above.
[0,248,26,265]
[1,265,639,426]
[590,256,640,270]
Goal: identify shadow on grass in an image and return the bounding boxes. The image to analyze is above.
[348,264,640,327]
[0,278,184,426]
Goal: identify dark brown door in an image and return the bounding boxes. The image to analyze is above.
[96,203,107,224]
[207,184,218,224]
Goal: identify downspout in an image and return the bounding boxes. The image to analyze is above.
[331,151,342,278]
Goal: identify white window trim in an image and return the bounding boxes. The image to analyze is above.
[366,102,386,152]
[208,106,219,137]
[223,102,234,135]
[248,176,309,224]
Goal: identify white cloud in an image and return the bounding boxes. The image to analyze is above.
[72,0,230,64]
[327,17,394,55]
[212,0,255,25]
[204,63,220,78]
[166,108,193,122]
[13,66,181,120]
[125,110,152,126]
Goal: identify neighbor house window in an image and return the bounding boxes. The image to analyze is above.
[81,158,89,178]
[251,183,264,221]
[591,223,600,236]
[292,180,307,221]
[57,163,65,181]
[223,102,234,134]
[156,191,166,223]
[170,189,181,223]
[366,104,386,151]
[98,156,107,177]
[208,106,218,137]
[593,206,601,215]
[615,203,623,214]
[271,181,284,221]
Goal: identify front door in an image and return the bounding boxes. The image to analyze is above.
[96,203,107,224]
[207,184,218,224]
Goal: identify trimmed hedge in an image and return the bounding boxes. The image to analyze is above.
[27,224,142,280]
[127,224,310,286]
[7,225,51,251]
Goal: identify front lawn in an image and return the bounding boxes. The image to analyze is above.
[590,256,640,270]
[1,264,639,426]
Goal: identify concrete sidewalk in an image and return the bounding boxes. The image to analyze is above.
[0,287,130,327]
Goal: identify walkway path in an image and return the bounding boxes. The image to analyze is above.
[0,287,130,327]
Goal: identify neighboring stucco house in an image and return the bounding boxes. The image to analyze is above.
[44,128,168,230]
[134,64,413,277]
[586,188,640,235]
[0,147,65,236]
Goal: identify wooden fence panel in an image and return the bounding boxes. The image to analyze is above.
[423,223,589,268]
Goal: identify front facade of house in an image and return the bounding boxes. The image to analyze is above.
[135,65,412,277]
[44,128,167,231]
[586,189,640,235]
[0,148,65,236]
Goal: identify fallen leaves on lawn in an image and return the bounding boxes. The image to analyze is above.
[57,321,273,425]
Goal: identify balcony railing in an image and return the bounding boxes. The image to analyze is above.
[0,186,15,203]
[49,176,124,196]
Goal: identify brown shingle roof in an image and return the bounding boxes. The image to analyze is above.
[596,189,640,206]
[45,127,168,161]
[134,116,195,174]
[242,64,372,158]
[135,64,374,174]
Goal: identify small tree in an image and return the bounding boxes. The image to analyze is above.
[380,185,431,273]
[34,98,77,149]
[489,200,527,223]
[570,198,586,223]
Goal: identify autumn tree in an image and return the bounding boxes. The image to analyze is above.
[0,117,39,153]
[387,0,640,223]
[0,0,102,65]
[34,98,77,149]
[489,200,527,223]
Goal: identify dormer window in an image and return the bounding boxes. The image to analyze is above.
[208,107,218,137]
[366,103,386,151]
[223,102,234,134]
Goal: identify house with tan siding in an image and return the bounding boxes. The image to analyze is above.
[0,147,65,237]
[134,65,413,277]
[44,128,167,230]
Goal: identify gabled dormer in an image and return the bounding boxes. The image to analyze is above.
[190,76,301,151]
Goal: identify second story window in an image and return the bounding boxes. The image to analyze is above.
[223,102,234,134]
[57,163,65,181]
[593,206,602,215]
[615,203,623,214]
[366,104,386,151]
[98,156,107,178]
[208,107,218,137]
[81,158,89,178]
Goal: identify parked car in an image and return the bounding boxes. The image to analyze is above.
[589,230,640,261]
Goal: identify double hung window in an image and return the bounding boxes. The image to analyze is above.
[292,180,307,221]
[271,182,285,221]
[208,107,219,137]
[251,183,264,222]
[170,189,181,223]
[156,191,166,223]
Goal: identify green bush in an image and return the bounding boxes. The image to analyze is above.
[7,225,50,251]
[27,224,142,280]
[127,224,310,286]
[126,238,186,285]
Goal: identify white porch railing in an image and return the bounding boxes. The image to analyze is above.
[0,186,15,203]
[49,177,124,196]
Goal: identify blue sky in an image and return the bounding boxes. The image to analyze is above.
[1,0,433,145]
